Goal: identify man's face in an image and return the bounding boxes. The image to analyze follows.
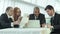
[45,9,54,16]
[34,9,40,16]
[8,8,14,16]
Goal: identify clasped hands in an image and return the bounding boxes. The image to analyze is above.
[42,23,53,28]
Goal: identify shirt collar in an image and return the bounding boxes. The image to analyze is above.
[50,13,55,18]
[52,13,55,17]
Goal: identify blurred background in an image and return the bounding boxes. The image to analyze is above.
[0,0,60,23]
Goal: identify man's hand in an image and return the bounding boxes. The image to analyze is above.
[13,21,19,25]
[47,24,53,28]
[17,16,22,22]
[42,23,46,27]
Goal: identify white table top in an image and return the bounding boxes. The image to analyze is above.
[0,28,51,34]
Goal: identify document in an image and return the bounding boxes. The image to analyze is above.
[20,17,29,28]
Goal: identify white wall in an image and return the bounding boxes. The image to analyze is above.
[0,0,49,17]
[0,0,14,15]
[0,0,52,23]
[14,1,48,17]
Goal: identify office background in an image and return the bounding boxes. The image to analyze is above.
[0,0,60,24]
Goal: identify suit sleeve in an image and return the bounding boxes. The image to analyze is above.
[29,14,31,20]
[29,14,33,20]
[0,14,11,28]
[40,15,46,24]
[53,15,60,29]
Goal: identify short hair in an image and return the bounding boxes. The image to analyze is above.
[34,7,40,10]
[45,5,54,10]
[6,7,12,12]
[34,7,40,13]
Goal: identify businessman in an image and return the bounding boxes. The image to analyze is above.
[29,7,46,27]
[45,5,60,34]
[0,7,14,29]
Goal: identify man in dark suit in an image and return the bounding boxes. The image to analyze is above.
[0,7,14,29]
[45,5,60,34]
[29,7,46,27]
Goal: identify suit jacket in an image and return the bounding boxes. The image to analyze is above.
[50,13,60,34]
[29,13,46,27]
[0,13,13,29]
[50,13,60,29]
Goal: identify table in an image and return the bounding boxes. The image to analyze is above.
[0,28,51,34]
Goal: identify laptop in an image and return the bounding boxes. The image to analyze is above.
[27,20,40,28]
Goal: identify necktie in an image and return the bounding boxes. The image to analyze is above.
[35,16,38,20]
[50,17,54,26]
